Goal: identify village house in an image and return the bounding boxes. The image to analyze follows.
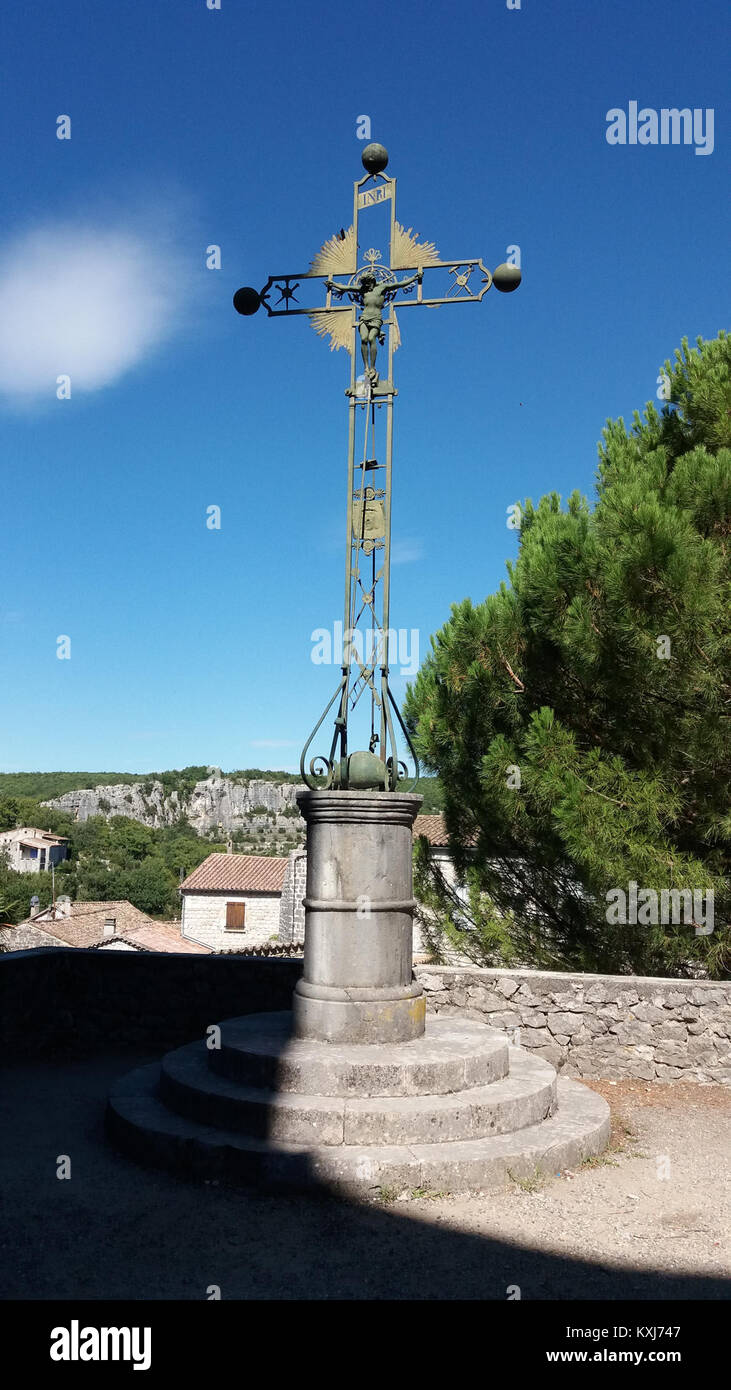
[180,853,289,951]
[199,817,462,958]
[1,897,210,954]
[0,826,68,874]
[1,819,461,958]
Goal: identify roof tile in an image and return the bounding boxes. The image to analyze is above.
[23,900,162,947]
[180,853,288,894]
[118,923,211,954]
[413,814,449,846]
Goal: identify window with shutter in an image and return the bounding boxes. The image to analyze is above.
[225,901,246,930]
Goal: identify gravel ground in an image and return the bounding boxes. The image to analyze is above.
[1,1055,729,1301]
[396,1079,731,1294]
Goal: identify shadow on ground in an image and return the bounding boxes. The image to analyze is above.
[2,1053,729,1301]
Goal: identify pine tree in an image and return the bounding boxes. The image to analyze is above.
[406,333,730,978]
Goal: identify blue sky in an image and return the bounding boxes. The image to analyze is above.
[0,0,728,775]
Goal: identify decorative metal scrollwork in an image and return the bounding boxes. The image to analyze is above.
[308,756,334,789]
[300,675,347,791]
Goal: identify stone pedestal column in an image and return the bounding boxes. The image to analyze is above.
[292,790,425,1044]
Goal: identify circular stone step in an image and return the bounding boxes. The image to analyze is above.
[106,1068,610,1195]
[159,1042,557,1146]
[208,1011,509,1097]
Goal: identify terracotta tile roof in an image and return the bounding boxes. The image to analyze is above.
[413,814,449,846]
[6,908,211,955]
[180,853,288,895]
[122,922,211,954]
[24,900,160,948]
[93,922,212,954]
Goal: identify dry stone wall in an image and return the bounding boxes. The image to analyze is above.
[3,946,728,1083]
[414,965,731,1084]
[0,949,302,1058]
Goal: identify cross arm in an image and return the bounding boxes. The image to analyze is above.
[234,271,358,319]
[393,258,492,307]
[233,260,520,320]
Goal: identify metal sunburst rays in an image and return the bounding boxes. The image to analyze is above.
[391,222,441,269]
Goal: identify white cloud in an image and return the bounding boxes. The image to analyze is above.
[391,537,424,565]
[0,216,192,402]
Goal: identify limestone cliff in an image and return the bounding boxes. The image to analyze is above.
[43,774,305,834]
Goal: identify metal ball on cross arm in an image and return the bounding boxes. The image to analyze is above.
[233,286,261,316]
[492,262,522,293]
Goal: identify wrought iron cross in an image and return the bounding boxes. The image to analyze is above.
[234,142,520,792]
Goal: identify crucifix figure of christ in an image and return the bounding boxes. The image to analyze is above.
[325,267,422,384]
[234,141,521,792]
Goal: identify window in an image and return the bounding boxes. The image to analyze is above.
[225,901,246,930]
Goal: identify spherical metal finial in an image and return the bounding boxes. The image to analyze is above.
[361,142,389,175]
[233,286,261,316]
[492,263,521,293]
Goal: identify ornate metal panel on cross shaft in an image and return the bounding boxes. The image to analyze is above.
[234,142,520,792]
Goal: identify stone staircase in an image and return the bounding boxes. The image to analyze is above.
[107,1011,610,1195]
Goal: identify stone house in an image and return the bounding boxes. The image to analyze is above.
[180,853,289,951]
[0,826,69,874]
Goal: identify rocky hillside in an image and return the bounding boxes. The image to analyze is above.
[43,773,305,836]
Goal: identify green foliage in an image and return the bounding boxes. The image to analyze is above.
[0,772,143,800]
[70,817,225,917]
[120,859,173,917]
[413,777,443,813]
[0,857,56,926]
[0,798,20,832]
[0,891,23,927]
[413,837,516,966]
[228,769,303,785]
[406,334,730,978]
[0,795,75,839]
[154,766,210,795]
[0,800,225,922]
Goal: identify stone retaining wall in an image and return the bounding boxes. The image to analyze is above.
[414,966,731,1084]
[2,951,729,1081]
[0,949,302,1059]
